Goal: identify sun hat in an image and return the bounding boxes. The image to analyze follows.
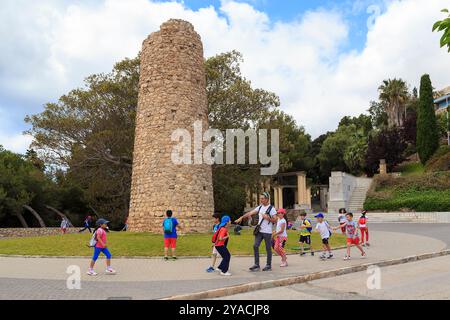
[219,215,231,228]
[277,208,286,215]
[96,218,110,226]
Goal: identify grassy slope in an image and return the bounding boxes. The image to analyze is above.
[0,229,346,257]
[364,170,450,212]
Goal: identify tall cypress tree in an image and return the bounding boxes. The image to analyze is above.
[416,74,440,164]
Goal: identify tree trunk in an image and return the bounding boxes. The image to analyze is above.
[22,205,46,228]
[15,212,29,228]
[45,205,73,227]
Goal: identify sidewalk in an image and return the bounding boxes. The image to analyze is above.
[0,230,446,300]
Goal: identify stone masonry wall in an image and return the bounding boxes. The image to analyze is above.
[0,228,79,239]
[128,20,214,233]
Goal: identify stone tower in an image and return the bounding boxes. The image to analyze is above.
[128,19,214,233]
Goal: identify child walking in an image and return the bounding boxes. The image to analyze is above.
[338,208,347,234]
[206,213,222,273]
[334,212,366,260]
[298,212,314,256]
[60,217,70,234]
[163,210,179,260]
[87,218,116,276]
[213,216,232,276]
[359,210,370,247]
[314,213,333,260]
[273,209,288,267]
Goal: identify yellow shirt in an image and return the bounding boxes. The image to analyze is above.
[300,219,312,236]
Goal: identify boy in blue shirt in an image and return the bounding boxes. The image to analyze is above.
[163,210,179,260]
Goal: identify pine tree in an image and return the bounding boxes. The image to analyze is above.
[416,74,440,164]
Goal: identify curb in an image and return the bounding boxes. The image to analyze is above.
[0,247,349,260]
[161,249,450,300]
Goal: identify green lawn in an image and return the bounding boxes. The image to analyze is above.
[0,229,346,257]
[397,162,425,176]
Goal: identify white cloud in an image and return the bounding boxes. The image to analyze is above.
[0,0,449,154]
[0,132,33,154]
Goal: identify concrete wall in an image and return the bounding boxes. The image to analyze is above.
[328,172,357,213]
[0,228,79,238]
[327,172,372,213]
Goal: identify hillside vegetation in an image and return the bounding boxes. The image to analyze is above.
[365,147,450,212]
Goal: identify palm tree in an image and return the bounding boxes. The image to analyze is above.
[378,78,409,127]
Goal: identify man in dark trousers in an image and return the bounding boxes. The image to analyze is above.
[235,192,277,272]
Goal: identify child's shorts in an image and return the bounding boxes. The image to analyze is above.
[321,238,329,245]
[299,235,311,244]
[347,237,360,245]
[92,247,112,261]
[164,238,177,249]
[340,223,346,233]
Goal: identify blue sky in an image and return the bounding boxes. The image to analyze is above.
[179,0,386,51]
[0,0,448,153]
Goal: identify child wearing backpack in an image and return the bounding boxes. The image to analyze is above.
[163,210,179,260]
[314,213,333,260]
[298,212,314,256]
[212,215,232,276]
[359,210,370,247]
[206,213,222,273]
[273,208,288,267]
[87,218,116,276]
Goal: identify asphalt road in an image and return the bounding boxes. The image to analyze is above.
[370,223,450,247]
[220,254,450,300]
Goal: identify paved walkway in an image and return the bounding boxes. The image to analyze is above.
[0,228,447,300]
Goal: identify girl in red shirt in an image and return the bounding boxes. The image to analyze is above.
[213,215,231,276]
[359,211,370,247]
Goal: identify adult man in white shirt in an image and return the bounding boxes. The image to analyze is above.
[235,192,277,271]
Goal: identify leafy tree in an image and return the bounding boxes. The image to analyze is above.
[417,74,440,164]
[433,9,450,52]
[259,110,313,173]
[206,51,280,130]
[343,129,368,175]
[365,128,407,176]
[368,101,388,130]
[317,126,353,177]
[308,132,333,184]
[0,146,51,226]
[26,58,139,224]
[378,78,409,127]
[338,114,373,135]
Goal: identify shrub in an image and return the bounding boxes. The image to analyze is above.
[425,145,450,172]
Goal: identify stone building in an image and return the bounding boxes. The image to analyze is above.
[128,19,214,233]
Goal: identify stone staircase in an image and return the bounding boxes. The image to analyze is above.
[348,186,369,212]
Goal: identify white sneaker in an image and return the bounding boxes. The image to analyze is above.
[220,271,232,276]
[105,268,116,274]
[87,270,98,276]
[343,256,351,261]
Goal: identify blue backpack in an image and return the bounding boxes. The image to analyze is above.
[163,218,174,234]
[304,219,313,233]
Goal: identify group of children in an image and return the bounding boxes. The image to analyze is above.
[85,206,370,276]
